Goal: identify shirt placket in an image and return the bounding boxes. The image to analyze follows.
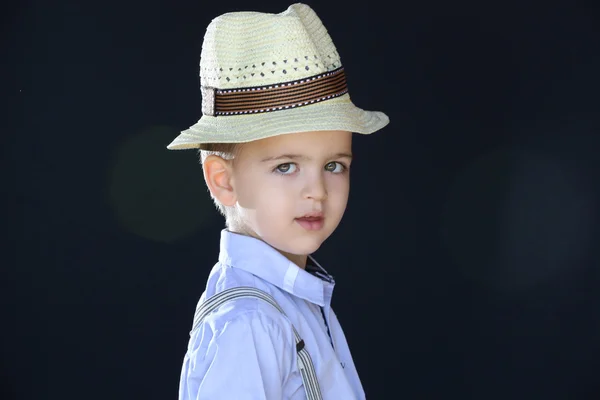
[320,305,335,350]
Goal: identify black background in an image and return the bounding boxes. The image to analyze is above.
[4,0,600,398]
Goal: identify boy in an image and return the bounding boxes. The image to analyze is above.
[167,3,389,399]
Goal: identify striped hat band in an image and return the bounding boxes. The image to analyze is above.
[201,67,348,116]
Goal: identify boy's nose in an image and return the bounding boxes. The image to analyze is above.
[303,175,328,201]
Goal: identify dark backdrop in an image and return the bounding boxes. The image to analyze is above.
[4,0,600,399]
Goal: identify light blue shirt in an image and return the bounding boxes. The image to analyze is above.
[179,230,365,400]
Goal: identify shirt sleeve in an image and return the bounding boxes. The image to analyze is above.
[179,310,295,400]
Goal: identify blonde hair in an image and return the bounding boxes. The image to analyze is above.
[198,143,243,224]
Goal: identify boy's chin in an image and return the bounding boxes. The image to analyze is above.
[283,238,326,257]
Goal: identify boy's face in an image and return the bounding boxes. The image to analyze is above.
[229,130,352,258]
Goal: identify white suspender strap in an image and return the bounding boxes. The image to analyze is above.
[191,286,323,400]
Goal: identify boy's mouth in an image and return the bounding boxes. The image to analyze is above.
[295,213,324,230]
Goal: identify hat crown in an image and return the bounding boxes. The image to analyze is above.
[199,3,342,89]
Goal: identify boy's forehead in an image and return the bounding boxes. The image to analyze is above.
[234,131,352,165]
[251,130,352,153]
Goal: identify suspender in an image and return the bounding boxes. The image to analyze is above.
[192,286,323,400]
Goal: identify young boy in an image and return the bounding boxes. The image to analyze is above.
[167,3,389,399]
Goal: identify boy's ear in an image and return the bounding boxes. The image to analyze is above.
[202,155,236,207]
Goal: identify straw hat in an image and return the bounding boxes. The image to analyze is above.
[167,3,389,150]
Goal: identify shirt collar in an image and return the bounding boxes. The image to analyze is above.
[217,229,335,307]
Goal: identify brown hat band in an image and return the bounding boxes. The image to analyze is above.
[201,67,348,117]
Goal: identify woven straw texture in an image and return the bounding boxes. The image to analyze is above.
[167,3,389,150]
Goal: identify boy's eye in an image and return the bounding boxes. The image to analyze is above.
[325,162,345,173]
[276,163,297,174]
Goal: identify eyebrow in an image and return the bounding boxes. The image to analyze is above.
[260,153,353,163]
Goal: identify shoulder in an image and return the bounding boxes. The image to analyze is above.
[212,294,292,334]
[199,263,292,329]
[210,305,293,351]
[186,260,301,353]
[188,289,296,354]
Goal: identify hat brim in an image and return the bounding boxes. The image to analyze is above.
[166,94,389,150]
